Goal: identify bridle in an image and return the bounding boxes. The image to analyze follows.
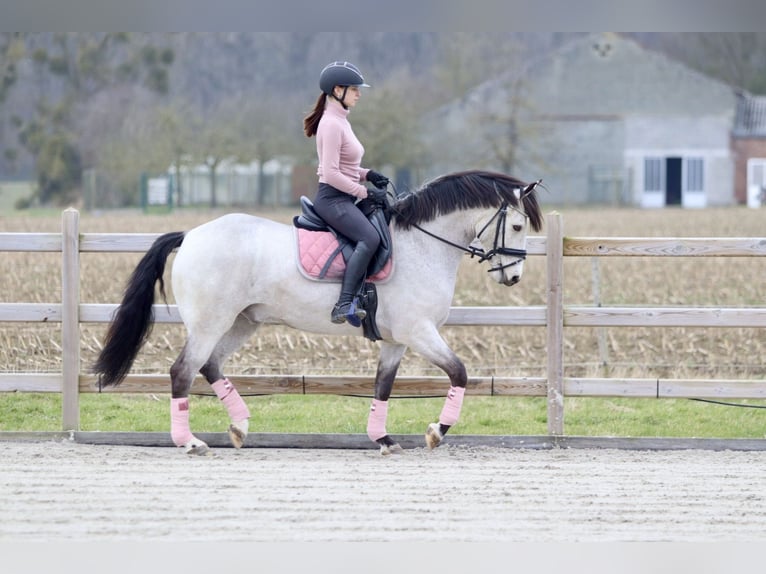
[472,201,529,273]
[388,182,533,274]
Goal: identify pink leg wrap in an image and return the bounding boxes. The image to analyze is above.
[439,386,466,427]
[211,378,250,422]
[366,399,388,441]
[170,398,194,446]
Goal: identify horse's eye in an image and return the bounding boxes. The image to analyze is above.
[513,224,523,232]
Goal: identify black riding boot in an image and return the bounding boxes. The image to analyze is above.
[331,241,373,325]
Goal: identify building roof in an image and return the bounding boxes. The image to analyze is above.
[430,32,736,124]
[734,91,766,137]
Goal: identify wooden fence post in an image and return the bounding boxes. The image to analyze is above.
[61,208,80,430]
[546,212,564,435]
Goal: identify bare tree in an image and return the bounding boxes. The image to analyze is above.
[14,33,174,204]
[236,94,304,205]
[77,85,175,206]
[184,102,241,208]
[0,33,24,172]
[152,100,196,207]
[352,66,429,182]
[641,33,766,94]
[424,34,558,177]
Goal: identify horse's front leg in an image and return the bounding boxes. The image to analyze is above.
[425,364,466,449]
[404,323,468,450]
[368,342,407,455]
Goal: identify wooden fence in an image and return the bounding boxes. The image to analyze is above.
[1,208,765,435]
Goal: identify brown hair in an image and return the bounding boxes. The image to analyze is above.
[303,92,327,137]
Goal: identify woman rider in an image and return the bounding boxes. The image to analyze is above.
[303,61,390,325]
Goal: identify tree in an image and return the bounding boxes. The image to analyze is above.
[77,86,179,207]
[433,33,490,102]
[0,33,24,173]
[14,33,174,205]
[153,101,196,207]
[638,33,766,94]
[424,35,554,177]
[20,122,81,204]
[236,94,304,206]
[0,34,22,103]
[185,100,244,208]
[690,34,766,94]
[352,66,429,184]
[432,33,527,103]
[468,75,558,176]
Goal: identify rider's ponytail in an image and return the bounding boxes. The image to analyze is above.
[303,92,327,138]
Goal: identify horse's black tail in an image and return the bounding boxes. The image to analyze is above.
[93,231,185,388]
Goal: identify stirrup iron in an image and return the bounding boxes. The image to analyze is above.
[331,296,366,326]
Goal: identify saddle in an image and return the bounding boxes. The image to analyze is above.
[293,196,393,342]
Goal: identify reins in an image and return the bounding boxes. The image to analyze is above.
[386,181,529,271]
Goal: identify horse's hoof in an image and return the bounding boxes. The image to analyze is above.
[228,420,249,449]
[425,422,443,449]
[184,439,210,456]
[380,443,404,456]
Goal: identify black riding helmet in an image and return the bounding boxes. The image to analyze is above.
[319,61,370,109]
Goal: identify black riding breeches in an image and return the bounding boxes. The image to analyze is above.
[313,183,381,295]
[313,184,380,247]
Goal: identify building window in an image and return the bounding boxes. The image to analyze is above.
[644,157,662,192]
[685,157,704,192]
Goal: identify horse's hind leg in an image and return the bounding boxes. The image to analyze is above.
[199,315,260,448]
[169,335,221,455]
[367,342,407,455]
[169,314,253,455]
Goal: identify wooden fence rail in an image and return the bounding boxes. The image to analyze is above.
[1,208,765,434]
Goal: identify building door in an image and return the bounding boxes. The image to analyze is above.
[665,157,682,205]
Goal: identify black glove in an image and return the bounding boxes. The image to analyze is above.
[366,170,390,190]
[367,186,388,205]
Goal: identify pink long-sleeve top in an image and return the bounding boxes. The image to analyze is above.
[316,102,370,198]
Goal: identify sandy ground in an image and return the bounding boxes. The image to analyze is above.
[2,438,766,542]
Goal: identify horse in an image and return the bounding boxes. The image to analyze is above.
[93,169,544,455]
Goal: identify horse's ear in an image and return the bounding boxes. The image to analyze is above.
[521,179,542,198]
[513,187,521,201]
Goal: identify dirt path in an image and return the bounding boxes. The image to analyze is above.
[2,438,766,542]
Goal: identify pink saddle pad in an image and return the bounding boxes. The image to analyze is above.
[296,228,393,282]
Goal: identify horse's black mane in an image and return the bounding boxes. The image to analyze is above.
[392,170,544,232]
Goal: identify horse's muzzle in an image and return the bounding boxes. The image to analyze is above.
[490,265,521,286]
[503,274,521,286]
